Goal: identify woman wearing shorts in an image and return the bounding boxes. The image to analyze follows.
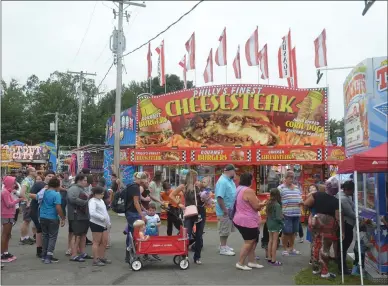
[88,187,111,267]
[233,173,266,271]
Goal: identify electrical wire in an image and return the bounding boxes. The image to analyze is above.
[95,0,204,91]
[72,1,98,63]
[121,0,204,59]
[96,62,115,91]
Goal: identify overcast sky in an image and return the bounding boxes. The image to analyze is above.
[2,1,387,120]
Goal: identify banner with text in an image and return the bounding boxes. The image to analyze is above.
[136,84,328,149]
[128,149,187,165]
[256,146,323,164]
[189,148,252,165]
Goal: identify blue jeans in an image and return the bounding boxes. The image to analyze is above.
[184,206,206,262]
[125,211,141,247]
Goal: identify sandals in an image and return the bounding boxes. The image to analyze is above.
[270,261,282,266]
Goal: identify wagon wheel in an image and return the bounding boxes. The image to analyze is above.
[131,259,142,271]
[179,258,189,270]
[173,255,182,265]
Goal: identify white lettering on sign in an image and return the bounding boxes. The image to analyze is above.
[11,145,41,160]
[200,150,223,155]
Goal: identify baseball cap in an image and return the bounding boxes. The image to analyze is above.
[224,164,237,171]
[134,172,148,180]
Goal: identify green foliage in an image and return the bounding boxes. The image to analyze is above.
[1,72,191,147]
[329,118,345,144]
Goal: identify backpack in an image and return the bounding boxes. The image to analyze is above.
[111,183,136,214]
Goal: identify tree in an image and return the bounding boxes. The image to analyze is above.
[1,73,190,147]
[329,118,345,145]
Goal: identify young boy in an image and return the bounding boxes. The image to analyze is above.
[161,181,182,236]
[143,202,161,261]
[37,177,66,264]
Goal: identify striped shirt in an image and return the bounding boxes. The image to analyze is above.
[278,184,302,217]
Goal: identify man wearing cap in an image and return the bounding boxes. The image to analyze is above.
[215,164,237,256]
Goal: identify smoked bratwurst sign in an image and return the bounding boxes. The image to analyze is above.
[136,84,328,148]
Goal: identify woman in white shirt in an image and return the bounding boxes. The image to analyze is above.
[88,187,111,267]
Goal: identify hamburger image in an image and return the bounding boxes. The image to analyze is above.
[182,111,279,146]
[138,120,173,146]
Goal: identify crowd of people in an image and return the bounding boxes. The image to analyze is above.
[0,164,372,279]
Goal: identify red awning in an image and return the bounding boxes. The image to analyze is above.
[337,143,388,174]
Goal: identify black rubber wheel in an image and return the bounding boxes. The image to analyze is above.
[179,259,189,270]
[173,255,181,265]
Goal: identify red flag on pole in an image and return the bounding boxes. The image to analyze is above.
[185,32,196,70]
[278,29,292,79]
[215,27,227,66]
[179,55,187,89]
[291,47,298,88]
[155,40,165,86]
[314,29,327,68]
[203,49,213,83]
[147,43,152,79]
[245,26,259,66]
[258,44,269,80]
[232,45,241,79]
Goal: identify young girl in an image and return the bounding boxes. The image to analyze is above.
[1,176,24,263]
[133,220,149,241]
[266,188,283,266]
[88,186,111,267]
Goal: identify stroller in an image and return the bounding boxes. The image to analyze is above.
[126,205,197,271]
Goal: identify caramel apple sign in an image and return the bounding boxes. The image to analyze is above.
[136,85,327,148]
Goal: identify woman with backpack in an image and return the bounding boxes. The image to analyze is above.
[232,173,266,271]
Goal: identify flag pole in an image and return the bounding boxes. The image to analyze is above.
[149,77,152,94]
[164,75,167,94]
[225,66,228,84]
[258,66,260,84]
[194,69,197,87]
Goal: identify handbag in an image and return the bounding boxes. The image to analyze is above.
[184,188,199,218]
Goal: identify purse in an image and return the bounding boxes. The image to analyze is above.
[184,189,199,218]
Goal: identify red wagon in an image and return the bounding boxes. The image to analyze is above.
[129,226,190,271]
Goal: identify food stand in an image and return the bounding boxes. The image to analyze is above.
[341,57,387,281]
[125,84,334,221]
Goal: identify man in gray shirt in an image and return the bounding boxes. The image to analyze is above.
[67,174,92,262]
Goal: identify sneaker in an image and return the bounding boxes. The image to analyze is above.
[70,256,85,262]
[51,257,59,263]
[247,262,264,269]
[100,258,112,264]
[299,238,304,243]
[65,249,71,256]
[218,245,234,252]
[3,253,16,262]
[19,238,34,245]
[28,237,36,243]
[80,253,93,259]
[118,213,125,217]
[220,248,235,256]
[321,272,336,279]
[93,259,105,266]
[351,265,360,276]
[236,263,252,271]
[43,257,52,264]
[85,238,93,246]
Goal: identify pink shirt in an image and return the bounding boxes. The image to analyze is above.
[1,176,21,218]
[233,186,259,228]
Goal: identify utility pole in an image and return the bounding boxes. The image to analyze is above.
[112,1,146,175]
[47,112,62,170]
[67,71,96,147]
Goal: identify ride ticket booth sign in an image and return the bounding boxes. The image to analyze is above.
[189,147,252,165]
[128,149,187,165]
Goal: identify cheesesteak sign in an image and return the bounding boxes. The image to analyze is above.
[136,84,328,149]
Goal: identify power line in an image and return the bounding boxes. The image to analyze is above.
[72,1,98,63]
[121,0,204,59]
[96,62,115,91]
